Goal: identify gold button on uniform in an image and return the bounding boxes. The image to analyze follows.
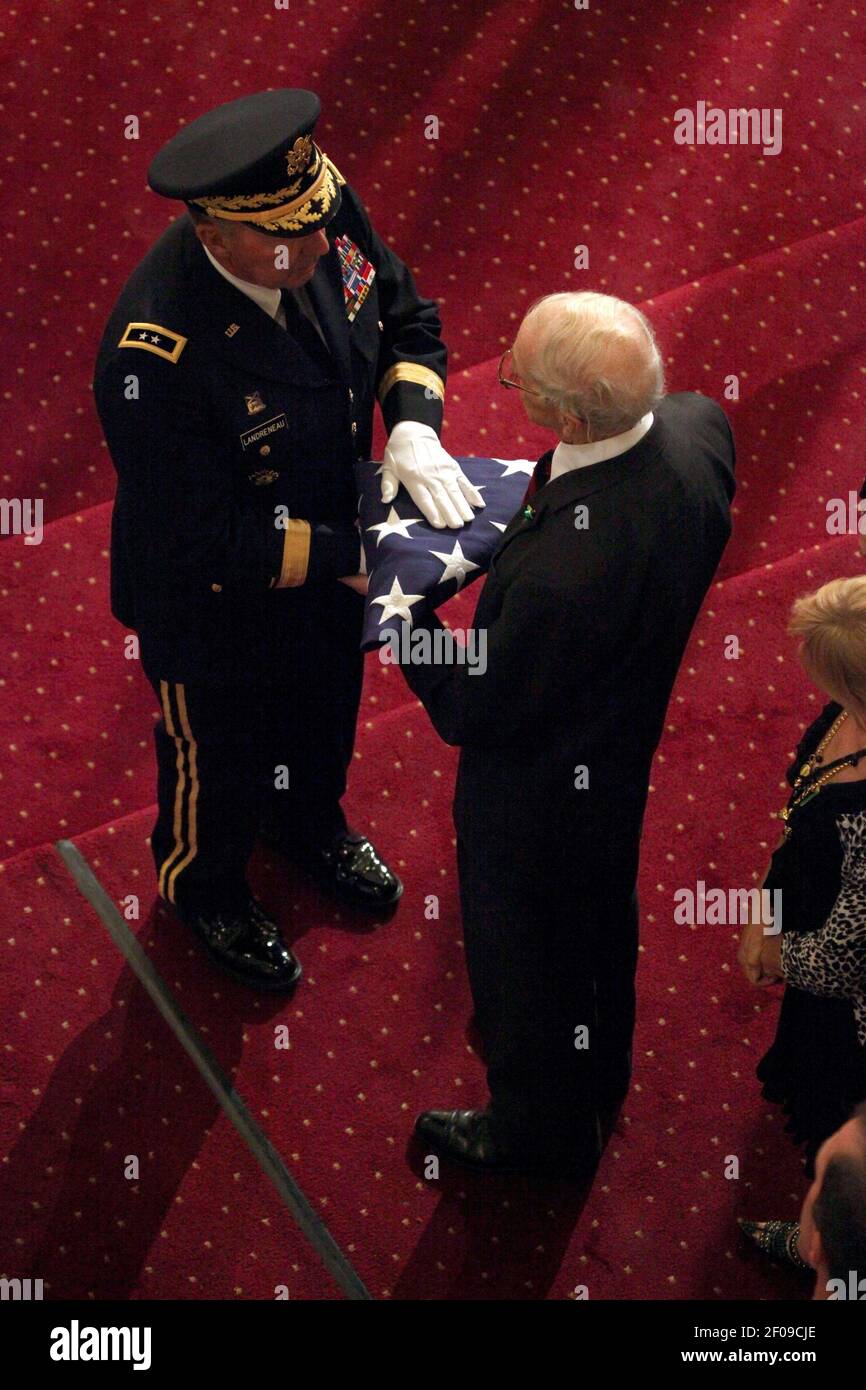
[211,583,222,593]
[260,444,271,456]
[351,421,358,436]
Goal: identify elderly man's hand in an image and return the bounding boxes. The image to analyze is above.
[339,573,369,595]
[380,420,485,529]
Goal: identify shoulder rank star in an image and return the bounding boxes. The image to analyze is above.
[118,321,187,363]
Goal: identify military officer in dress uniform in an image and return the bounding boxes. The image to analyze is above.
[94,90,482,993]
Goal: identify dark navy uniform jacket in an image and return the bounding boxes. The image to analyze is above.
[94,183,446,682]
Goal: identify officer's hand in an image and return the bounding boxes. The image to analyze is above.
[381,420,484,530]
[339,573,369,595]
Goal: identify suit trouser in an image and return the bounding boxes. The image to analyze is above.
[143,591,365,915]
[456,832,639,1165]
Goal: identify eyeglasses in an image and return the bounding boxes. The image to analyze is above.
[497,347,545,397]
[497,347,590,432]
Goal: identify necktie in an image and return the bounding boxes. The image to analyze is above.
[279,287,327,358]
[522,453,551,506]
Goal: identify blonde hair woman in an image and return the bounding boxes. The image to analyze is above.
[739,577,866,1266]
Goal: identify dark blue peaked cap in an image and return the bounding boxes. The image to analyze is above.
[147,89,343,237]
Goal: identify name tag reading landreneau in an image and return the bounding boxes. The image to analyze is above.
[239,413,288,451]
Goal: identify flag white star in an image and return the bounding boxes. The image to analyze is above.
[429,539,480,588]
[366,506,423,545]
[371,577,425,625]
[492,457,536,477]
[489,521,508,532]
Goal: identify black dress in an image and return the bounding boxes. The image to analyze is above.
[757,701,866,1175]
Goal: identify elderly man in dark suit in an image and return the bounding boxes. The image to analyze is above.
[397,291,736,1178]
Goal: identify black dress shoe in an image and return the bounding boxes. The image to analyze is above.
[304,832,403,910]
[258,821,402,910]
[415,1109,596,1180]
[177,894,302,993]
[314,832,403,908]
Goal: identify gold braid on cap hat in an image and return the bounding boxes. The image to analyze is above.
[191,143,345,229]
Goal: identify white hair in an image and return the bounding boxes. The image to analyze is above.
[520,291,665,440]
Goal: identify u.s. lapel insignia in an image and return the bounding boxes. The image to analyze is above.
[225,323,241,338]
[335,234,376,322]
[245,391,266,415]
[248,468,280,486]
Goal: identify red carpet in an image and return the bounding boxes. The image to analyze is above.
[2,0,866,1299]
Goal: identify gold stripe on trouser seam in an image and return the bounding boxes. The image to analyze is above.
[156,682,200,904]
[166,685,199,903]
[156,681,185,899]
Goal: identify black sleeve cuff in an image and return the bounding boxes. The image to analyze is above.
[307,525,361,582]
[380,380,444,435]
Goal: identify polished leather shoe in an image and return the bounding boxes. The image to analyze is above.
[415,1109,596,1180]
[269,829,399,910]
[259,821,402,910]
[312,832,402,909]
[177,894,302,993]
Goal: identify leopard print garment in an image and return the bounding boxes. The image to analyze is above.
[781,811,866,1045]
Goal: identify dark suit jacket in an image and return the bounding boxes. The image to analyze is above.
[93,185,446,681]
[401,391,735,887]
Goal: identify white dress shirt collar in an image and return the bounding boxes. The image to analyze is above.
[202,244,282,322]
[549,411,654,482]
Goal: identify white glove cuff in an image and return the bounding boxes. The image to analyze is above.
[387,419,439,446]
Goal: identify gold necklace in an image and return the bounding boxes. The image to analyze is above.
[780,710,866,839]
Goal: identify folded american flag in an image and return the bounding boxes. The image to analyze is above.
[355,456,536,650]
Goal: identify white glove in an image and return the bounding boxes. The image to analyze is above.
[380,420,485,529]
